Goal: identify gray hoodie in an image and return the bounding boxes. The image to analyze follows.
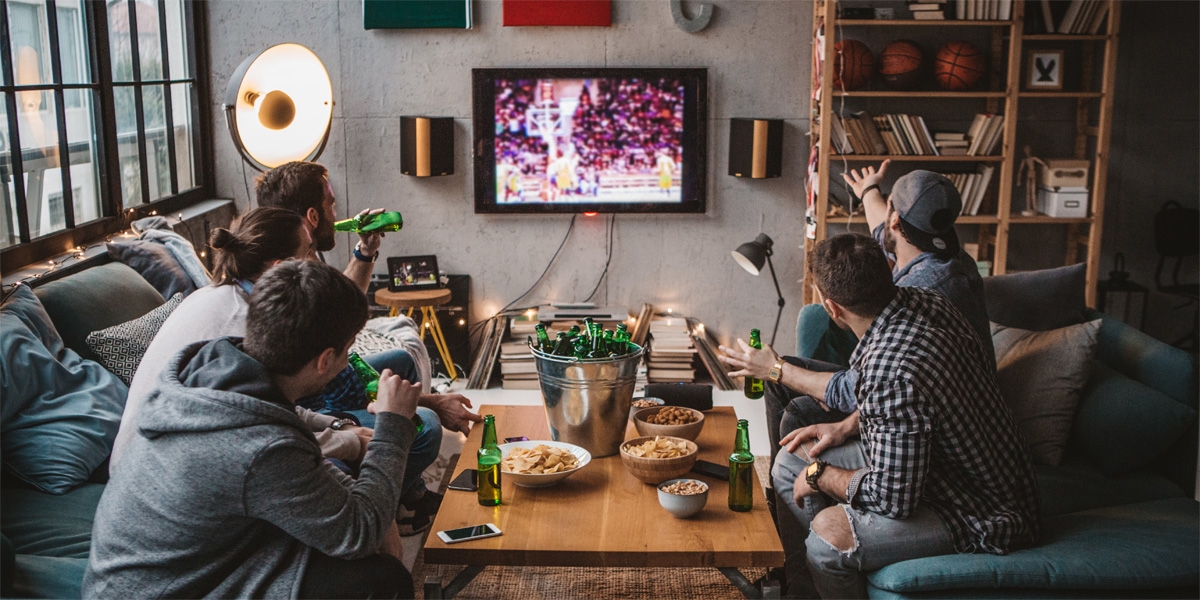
[83,337,415,598]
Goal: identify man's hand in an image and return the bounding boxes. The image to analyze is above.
[348,426,374,461]
[422,393,483,436]
[781,418,856,458]
[379,521,404,563]
[840,159,890,198]
[717,339,778,381]
[374,369,421,419]
[355,208,385,257]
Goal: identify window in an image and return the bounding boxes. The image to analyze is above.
[0,0,210,271]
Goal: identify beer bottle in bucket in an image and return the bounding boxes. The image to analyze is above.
[744,329,765,399]
[551,332,573,356]
[728,419,754,512]
[534,324,553,352]
[477,415,502,506]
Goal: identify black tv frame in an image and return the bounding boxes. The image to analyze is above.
[472,67,707,215]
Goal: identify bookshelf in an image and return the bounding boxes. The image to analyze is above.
[803,0,1120,307]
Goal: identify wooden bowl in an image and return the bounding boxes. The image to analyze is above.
[632,406,705,442]
[619,435,699,485]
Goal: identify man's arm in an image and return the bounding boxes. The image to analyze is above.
[841,160,891,231]
[418,392,484,435]
[845,378,933,519]
[343,209,385,293]
[718,339,835,400]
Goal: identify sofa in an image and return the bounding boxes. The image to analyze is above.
[796,264,1199,599]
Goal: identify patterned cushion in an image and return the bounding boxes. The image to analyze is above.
[85,293,184,385]
[350,328,405,356]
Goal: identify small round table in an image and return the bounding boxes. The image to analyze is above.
[374,288,458,380]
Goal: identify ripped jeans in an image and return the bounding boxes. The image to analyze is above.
[771,441,956,599]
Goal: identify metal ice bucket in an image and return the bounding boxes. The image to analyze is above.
[532,343,644,458]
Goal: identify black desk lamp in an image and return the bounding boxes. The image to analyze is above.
[731,233,785,346]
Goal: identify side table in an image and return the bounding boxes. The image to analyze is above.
[374,288,458,380]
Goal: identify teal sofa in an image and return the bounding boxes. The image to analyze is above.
[795,284,1199,598]
[2,259,167,599]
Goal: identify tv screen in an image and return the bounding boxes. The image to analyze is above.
[473,68,707,214]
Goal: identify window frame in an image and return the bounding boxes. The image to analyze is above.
[0,0,213,273]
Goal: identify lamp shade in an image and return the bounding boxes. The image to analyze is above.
[224,43,332,171]
[732,233,774,276]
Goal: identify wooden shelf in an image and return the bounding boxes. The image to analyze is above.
[836,19,1011,26]
[830,155,1005,162]
[1022,34,1110,40]
[834,91,1008,98]
[1008,216,1094,224]
[826,215,1000,224]
[1019,91,1104,98]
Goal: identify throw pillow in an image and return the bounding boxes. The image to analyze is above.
[992,319,1101,465]
[0,287,127,495]
[85,293,185,385]
[983,263,1087,331]
[1072,360,1198,475]
[350,328,406,357]
[106,239,197,301]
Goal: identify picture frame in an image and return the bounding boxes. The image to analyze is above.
[1027,50,1064,90]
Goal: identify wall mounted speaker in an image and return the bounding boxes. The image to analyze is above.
[728,118,783,179]
[401,116,454,177]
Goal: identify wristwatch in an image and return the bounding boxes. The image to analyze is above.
[330,418,354,431]
[805,459,829,493]
[352,242,378,263]
[768,359,785,384]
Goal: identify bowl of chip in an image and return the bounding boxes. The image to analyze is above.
[619,435,699,485]
[498,441,591,488]
[657,478,709,518]
[629,396,665,420]
[632,406,705,442]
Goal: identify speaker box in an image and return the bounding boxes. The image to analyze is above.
[401,116,454,177]
[425,274,471,377]
[728,118,783,179]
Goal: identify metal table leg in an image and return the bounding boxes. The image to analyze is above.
[424,565,486,599]
[716,567,781,599]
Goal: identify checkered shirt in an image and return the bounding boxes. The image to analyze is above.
[845,287,1039,555]
[295,365,367,414]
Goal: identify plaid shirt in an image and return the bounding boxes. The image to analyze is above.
[295,365,367,414]
[845,287,1039,555]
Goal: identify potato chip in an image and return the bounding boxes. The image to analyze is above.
[622,436,691,459]
[501,444,580,475]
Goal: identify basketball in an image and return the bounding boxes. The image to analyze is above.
[934,41,986,91]
[831,40,873,91]
[878,40,923,90]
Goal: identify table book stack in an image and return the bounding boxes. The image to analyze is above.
[646,317,697,383]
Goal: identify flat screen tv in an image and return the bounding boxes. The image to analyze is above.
[473,68,707,214]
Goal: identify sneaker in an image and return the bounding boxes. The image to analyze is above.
[396,490,443,536]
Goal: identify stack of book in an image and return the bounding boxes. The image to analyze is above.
[953,0,1013,20]
[933,132,969,156]
[908,1,947,20]
[687,318,737,391]
[1028,0,1109,34]
[965,114,1005,156]
[498,339,539,390]
[646,316,697,383]
[941,164,996,215]
[830,112,940,157]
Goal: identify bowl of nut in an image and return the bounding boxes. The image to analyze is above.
[632,406,705,442]
[619,435,699,484]
[657,478,709,518]
[629,396,665,420]
[498,441,591,488]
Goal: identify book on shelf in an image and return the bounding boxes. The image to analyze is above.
[934,132,966,141]
[854,111,889,155]
[909,2,946,10]
[499,360,537,375]
[911,10,946,20]
[648,367,697,382]
[829,114,852,155]
[966,114,1004,156]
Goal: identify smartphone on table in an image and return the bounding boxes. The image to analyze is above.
[691,459,730,480]
[447,468,478,491]
[437,523,502,544]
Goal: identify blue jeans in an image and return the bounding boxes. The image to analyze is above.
[772,441,956,599]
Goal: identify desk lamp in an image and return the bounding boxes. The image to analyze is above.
[732,233,785,346]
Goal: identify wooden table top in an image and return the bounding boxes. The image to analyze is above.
[373,287,451,308]
[423,405,784,568]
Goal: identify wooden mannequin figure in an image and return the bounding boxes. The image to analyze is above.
[1016,146,1047,217]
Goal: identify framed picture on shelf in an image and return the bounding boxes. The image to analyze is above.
[1027,50,1064,90]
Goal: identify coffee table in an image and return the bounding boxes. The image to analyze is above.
[423,405,784,598]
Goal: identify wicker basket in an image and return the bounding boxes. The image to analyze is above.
[631,407,705,442]
[619,436,699,485]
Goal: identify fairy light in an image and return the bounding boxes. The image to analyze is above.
[458,319,466,326]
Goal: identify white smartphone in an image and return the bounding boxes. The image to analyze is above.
[437,523,502,544]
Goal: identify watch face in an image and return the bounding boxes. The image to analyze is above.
[806,461,818,476]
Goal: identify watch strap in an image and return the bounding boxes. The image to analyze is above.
[353,242,379,263]
[768,359,785,384]
[806,459,828,493]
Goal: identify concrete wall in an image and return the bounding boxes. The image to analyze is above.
[206,0,1198,355]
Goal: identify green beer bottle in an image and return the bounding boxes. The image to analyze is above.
[614,323,631,344]
[332,211,403,233]
[566,325,582,338]
[744,328,765,399]
[347,352,423,433]
[551,332,573,356]
[603,330,619,357]
[728,419,754,512]
[534,324,553,352]
[477,415,502,506]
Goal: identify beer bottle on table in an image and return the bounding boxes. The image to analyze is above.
[728,419,754,512]
[477,415,502,506]
[348,352,423,433]
[332,211,403,233]
[534,324,553,352]
[744,328,765,399]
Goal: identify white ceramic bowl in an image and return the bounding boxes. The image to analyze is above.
[497,440,591,488]
[656,478,709,518]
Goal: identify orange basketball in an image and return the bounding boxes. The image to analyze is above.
[832,40,873,91]
[934,41,985,91]
[878,40,923,90]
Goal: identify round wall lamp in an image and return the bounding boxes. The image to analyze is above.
[224,43,333,171]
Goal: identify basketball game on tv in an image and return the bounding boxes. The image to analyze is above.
[473,68,707,214]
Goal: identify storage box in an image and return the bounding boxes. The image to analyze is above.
[1037,187,1089,218]
[1039,159,1090,190]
